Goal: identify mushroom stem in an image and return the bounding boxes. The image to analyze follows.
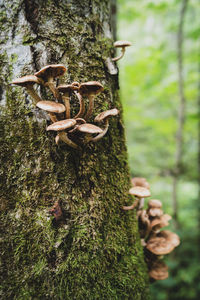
[84,94,95,120]
[58,131,80,149]
[62,96,71,118]
[90,119,109,142]
[49,112,57,123]
[45,81,59,99]
[122,198,139,211]
[74,92,85,119]
[26,86,42,104]
[138,198,145,210]
[112,47,126,62]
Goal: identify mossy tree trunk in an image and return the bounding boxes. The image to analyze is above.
[0,1,149,299]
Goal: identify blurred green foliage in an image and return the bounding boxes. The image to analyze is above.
[117,0,200,299]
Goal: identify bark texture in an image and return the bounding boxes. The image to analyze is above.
[0,1,149,299]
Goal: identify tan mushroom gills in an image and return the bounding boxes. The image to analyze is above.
[149,261,169,281]
[112,40,132,62]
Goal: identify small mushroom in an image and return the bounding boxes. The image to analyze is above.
[149,260,169,281]
[35,64,67,98]
[150,214,172,232]
[112,40,132,62]
[36,100,66,122]
[76,123,103,134]
[92,108,119,142]
[122,186,151,211]
[79,81,104,120]
[12,75,43,104]
[147,199,163,218]
[131,177,150,190]
[46,119,79,149]
[57,83,80,119]
[146,230,180,255]
[137,209,151,238]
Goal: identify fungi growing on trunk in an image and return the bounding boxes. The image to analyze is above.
[36,100,66,122]
[112,40,132,62]
[147,199,163,217]
[131,177,150,190]
[122,186,151,211]
[79,81,104,120]
[12,75,43,104]
[149,260,169,281]
[92,108,119,142]
[35,64,67,98]
[57,84,79,119]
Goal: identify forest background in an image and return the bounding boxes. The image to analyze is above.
[117,0,200,299]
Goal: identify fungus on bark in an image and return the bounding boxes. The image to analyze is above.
[131,177,150,189]
[92,108,119,142]
[149,260,169,281]
[122,186,151,211]
[150,214,172,232]
[112,40,132,62]
[147,199,163,217]
[36,100,66,122]
[12,75,43,103]
[35,64,67,98]
[79,81,104,120]
[57,84,79,119]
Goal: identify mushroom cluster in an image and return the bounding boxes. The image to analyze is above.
[12,64,119,149]
[122,177,180,281]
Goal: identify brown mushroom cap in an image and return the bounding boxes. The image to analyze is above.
[149,261,169,281]
[129,186,151,198]
[148,208,163,218]
[151,214,172,231]
[79,81,104,96]
[12,75,42,86]
[36,101,66,113]
[114,40,132,48]
[47,119,76,131]
[131,177,150,189]
[146,230,180,255]
[76,123,103,134]
[35,64,67,80]
[148,199,162,208]
[94,108,119,122]
[57,84,79,93]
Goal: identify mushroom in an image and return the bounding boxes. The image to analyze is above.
[92,108,119,142]
[150,214,172,233]
[46,119,79,149]
[75,123,103,144]
[112,40,132,62]
[12,75,43,104]
[131,177,150,189]
[146,230,180,255]
[79,81,104,120]
[35,64,67,98]
[149,260,169,281]
[122,186,151,211]
[57,84,77,119]
[137,209,151,238]
[36,100,66,122]
[147,199,163,218]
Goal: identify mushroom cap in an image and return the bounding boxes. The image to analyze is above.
[129,186,151,198]
[76,123,103,134]
[94,108,119,122]
[36,101,66,113]
[114,40,132,48]
[148,208,163,218]
[146,230,180,255]
[148,199,162,208]
[79,81,104,96]
[131,177,150,189]
[151,214,172,231]
[149,261,169,281]
[47,119,76,131]
[57,84,79,93]
[35,64,67,80]
[12,75,42,86]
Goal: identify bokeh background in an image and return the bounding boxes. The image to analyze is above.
[117,0,200,299]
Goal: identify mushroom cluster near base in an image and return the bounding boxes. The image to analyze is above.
[12,64,119,149]
[122,177,180,282]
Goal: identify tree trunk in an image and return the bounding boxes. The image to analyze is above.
[0,1,149,299]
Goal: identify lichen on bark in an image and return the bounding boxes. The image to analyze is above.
[0,1,149,299]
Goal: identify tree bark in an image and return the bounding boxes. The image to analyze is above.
[0,1,149,299]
